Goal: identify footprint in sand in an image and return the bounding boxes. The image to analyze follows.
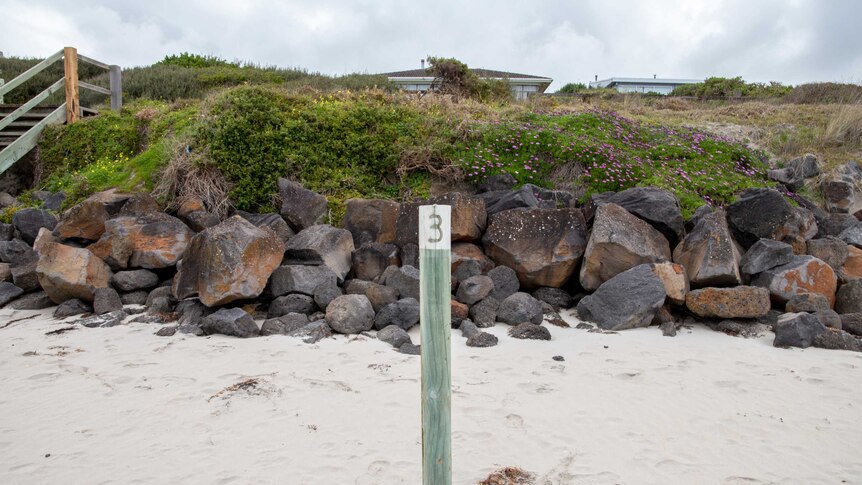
[505,413,524,428]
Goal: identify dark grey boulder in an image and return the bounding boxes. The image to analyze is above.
[459,320,480,338]
[0,282,24,307]
[12,208,57,245]
[469,297,500,328]
[146,286,176,313]
[532,287,573,309]
[487,265,519,301]
[836,280,862,314]
[496,292,543,325]
[604,187,685,247]
[452,259,483,286]
[120,291,149,306]
[313,284,343,311]
[155,326,177,337]
[576,264,666,331]
[352,244,399,281]
[325,294,375,334]
[201,308,259,338]
[277,178,328,231]
[182,211,220,232]
[344,278,375,295]
[477,185,539,215]
[817,214,859,238]
[384,265,420,301]
[467,332,499,347]
[260,313,309,336]
[268,265,338,297]
[768,154,820,191]
[342,199,399,246]
[111,269,159,292]
[93,287,123,315]
[400,243,419,268]
[455,275,494,305]
[11,260,39,292]
[378,325,412,348]
[398,342,421,355]
[773,312,826,348]
[814,309,842,330]
[53,298,91,318]
[786,293,831,313]
[740,239,796,277]
[235,211,295,245]
[812,328,861,352]
[841,313,862,336]
[365,283,399,312]
[673,210,742,288]
[176,299,215,332]
[7,291,53,310]
[838,223,862,249]
[268,294,316,318]
[508,322,551,340]
[0,223,15,241]
[727,188,817,249]
[0,239,37,266]
[77,310,128,328]
[373,297,420,331]
[477,173,517,193]
[283,225,354,283]
[806,237,849,274]
[286,320,332,343]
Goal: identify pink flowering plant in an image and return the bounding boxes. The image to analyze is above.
[456,109,770,217]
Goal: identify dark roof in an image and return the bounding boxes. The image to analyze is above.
[384,68,550,80]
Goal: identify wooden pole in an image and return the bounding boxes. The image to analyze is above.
[418,204,452,485]
[109,65,122,111]
[63,47,79,124]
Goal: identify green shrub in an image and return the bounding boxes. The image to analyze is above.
[157,53,236,68]
[671,77,792,99]
[557,82,587,93]
[784,83,862,104]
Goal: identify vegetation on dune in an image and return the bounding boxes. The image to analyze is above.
[10,52,858,222]
[671,77,792,99]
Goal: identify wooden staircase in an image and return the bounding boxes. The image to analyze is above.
[0,47,121,175]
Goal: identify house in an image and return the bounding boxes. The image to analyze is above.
[588,76,702,95]
[384,66,553,100]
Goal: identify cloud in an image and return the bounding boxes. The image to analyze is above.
[0,0,859,89]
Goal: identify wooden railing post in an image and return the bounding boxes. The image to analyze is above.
[63,46,79,123]
[109,65,122,111]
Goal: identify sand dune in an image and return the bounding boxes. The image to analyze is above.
[1,307,861,484]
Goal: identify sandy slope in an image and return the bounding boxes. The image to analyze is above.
[0,307,861,485]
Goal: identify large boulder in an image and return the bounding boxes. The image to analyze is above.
[576,264,667,331]
[836,280,862,314]
[839,223,862,249]
[774,312,826,349]
[268,265,337,297]
[378,325,412,348]
[88,214,193,269]
[740,239,796,277]
[111,269,159,292]
[54,200,108,241]
[579,203,671,291]
[487,265,519,301]
[455,275,494,305]
[201,308,259,338]
[483,208,588,288]
[805,237,848,275]
[343,199,400,246]
[284,225,354,283]
[751,255,838,307]
[649,262,689,305]
[0,282,24,307]
[451,242,494,274]
[277,178,328,231]
[172,216,284,307]
[496,292,543,325]
[685,286,771,319]
[604,187,685,247]
[36,242,112,304]
[325,294,375,334]
[394,193,487,247]
[768,154,820,191]
[373,298,420,330]
[384,265,420,301]
[12,208,57,245]
[235,211,295,244]
[351,243,400,281]
[842,246,862,281]
[477,185,539,215]
[673,210,742,288]
[726,188,817,249]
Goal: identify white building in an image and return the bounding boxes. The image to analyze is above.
[588,77,702,95]
[385,67,553,100]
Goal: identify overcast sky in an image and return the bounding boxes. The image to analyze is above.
[2,0,860,90]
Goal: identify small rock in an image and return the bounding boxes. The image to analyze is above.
[812,328,861,352]
[532,287,574,309]
[451,300,469,327]
[384,265,420,301]
[774,312,826,348]
[508,323,551,340]
[378,325,411,348]
[496,292,543,325]
[286,320,333,343]
[120,291,149,306]
[836,279,862,314]
[260,313,309,336]
[53,298,91,318]
[201,308,259,338]
[459,320,480,338]
[7,291,53,309]
[155,326,177,337]
[786,293,831,313]
[552,355,565,361]
[93,287,123,315]
[466,332,499,347]
[268,294,316,318]
[469,296,500,328]
[840,313,862,336]
[326,294,375,334]
[0,282,24,307]
[398,342,421,355]
[456,275,494,305]
[373,298,420,331]
[77,310,128,328]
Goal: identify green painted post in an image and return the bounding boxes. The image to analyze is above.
[419,204,452,485]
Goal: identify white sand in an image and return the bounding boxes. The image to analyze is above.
[1,307,861,485]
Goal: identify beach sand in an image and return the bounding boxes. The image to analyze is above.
[1,306,861,484]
